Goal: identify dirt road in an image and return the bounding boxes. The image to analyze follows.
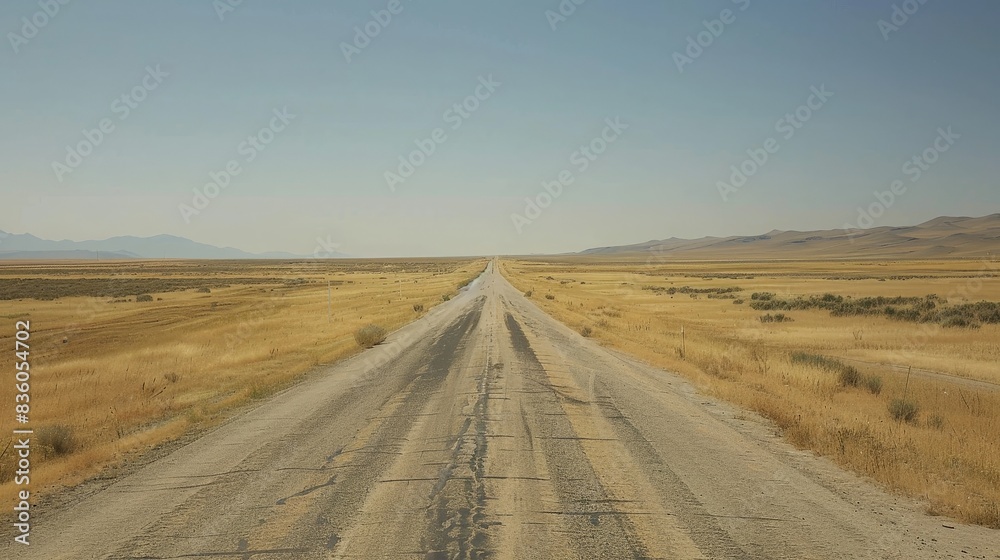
[6,261,998,559]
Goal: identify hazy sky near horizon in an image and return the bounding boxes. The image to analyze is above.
[2,0,999,257]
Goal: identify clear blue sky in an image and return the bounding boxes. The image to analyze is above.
[2,0,998,256]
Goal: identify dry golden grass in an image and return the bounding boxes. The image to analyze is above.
[500,257,1000,528]
[0,258,486,508]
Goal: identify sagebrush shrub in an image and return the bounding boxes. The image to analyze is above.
[354,324,387,348]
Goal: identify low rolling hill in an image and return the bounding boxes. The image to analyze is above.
[580,214,1000,260]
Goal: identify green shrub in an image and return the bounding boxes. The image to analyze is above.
[545,294,555,300]
[889,398,919,423]
[354,324,387,348]
[746,292,998,328]
[792,352,880,394]
[249,383,270,400]
[580,326,593,337]
[838,366,862,388]
[412,303,424,313]
[644,285,742,296]
[941,315,981,329]
[524,290,532,297]
[863,375,883,395]
[791,352,842,371]
[759,313,792,323]
[136,294,154,302]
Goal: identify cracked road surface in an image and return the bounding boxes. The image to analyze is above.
[7,261,998,559]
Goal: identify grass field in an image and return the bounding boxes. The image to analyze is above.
[500,257,1000,528]
[0,258,486,508]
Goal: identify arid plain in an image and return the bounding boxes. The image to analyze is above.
[0,258,487,511]
[501,256,1000,528]
[0,255,998,558]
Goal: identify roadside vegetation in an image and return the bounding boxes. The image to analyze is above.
[0,277,262,300]
[354,324,388,348]
[501,257,1000,528]
[0,258,487,510]
[749,292,1000,329]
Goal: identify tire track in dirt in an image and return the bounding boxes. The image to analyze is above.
[503,312,650,560]
[114,300,486,559]
[590,387,751,559]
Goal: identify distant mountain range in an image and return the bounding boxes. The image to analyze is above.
[0,231,348,260]
[4,214,997,261]
[579,214,1000,260]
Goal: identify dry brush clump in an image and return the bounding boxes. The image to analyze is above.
[838,364,863,388]
[37,425,76,458]
[643,285,743,296]
[889,398,920,423]
[863,374,883,395]
[759,313,792,323]
[789,352,881,394]
[354,324,388,348]
[751,292,1000,329]
[0,277,261,301]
